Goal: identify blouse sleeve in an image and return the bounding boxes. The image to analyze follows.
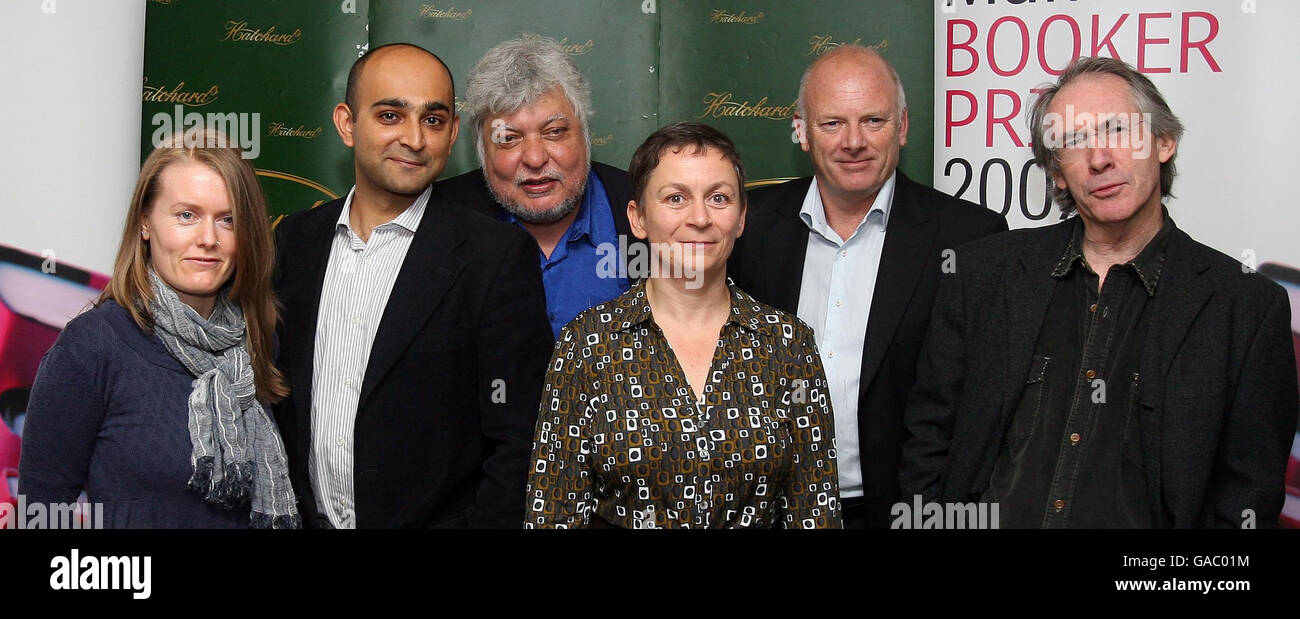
[523,324,598,528]
[17,325,108,504]
[777,325,842,529]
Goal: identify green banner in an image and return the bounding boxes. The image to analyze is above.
[142,0,931,217]
[658,0,934,185]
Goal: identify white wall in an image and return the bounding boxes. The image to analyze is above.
[0,0,145,275]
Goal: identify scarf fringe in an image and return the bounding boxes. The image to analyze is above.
[188,457,255,510]
[251,511,304,529]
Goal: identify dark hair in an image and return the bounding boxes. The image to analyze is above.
[345,43,455,111]
[628,122,746,207]
[1028,56,1184,215]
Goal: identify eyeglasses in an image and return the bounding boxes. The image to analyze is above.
[1055,117,1148,158]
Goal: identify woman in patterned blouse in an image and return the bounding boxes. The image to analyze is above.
[524,122,842,528]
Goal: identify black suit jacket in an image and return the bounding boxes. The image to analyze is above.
[899,216,1298,527]
[272,182,554,528]
[439,160,637,240]
[729,171,1008,527]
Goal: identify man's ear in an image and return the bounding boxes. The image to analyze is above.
[1156,133,1176,164]
[333,102,356,148]
[627,199,648,240]
[897,106,909,148]
[447,113,460,150]
[794,114,809,152]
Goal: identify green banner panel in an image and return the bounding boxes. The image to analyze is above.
[142,0,932,216]
[658,0,933,185]
[142,0,370,220]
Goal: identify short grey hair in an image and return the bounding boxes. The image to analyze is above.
[1028,56,1184,215]
[465,33,593,166]
[796,45,907,121]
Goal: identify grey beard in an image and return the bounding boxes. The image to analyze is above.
[494,188,582,224]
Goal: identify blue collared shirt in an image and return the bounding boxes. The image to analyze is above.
[498,171,629,336]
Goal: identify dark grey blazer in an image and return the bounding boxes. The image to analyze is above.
[900,215,1299,527]
[729,171,1008,527]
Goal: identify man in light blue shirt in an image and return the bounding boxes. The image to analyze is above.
[730,45,1007,527]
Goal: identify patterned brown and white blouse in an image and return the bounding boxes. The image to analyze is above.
[524,279,842,529]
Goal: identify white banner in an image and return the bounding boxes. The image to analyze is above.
[932,0,1299,273]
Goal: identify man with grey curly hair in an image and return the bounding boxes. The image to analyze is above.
[441,33,637,337]
[901,56,1297,529]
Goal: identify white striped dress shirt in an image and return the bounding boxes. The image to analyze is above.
[309,185,430,529]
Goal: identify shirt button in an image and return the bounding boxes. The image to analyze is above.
[352,315,360,325]
[344,377,353,387]
[834,299,842,307]
[1054,499,1065,510]
[1070,433,1081,444]
[336,437,345,447]
[840,249,848,257]
[1089,304,1097,313]
[827,351,835,359]
[1085,369,1096,379]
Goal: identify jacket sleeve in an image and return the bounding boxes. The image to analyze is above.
[1205,285,1298,528]
[465,230,555,528]
[899,252,968,503]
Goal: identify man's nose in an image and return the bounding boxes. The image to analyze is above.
[843,122,866,151]
[399,117,426,151]
[1086,141,1115,172]
[519,134,551,170]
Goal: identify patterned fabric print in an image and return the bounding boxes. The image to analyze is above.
[525,279,841,529]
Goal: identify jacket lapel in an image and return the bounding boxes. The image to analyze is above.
[762,179,813,313]
[357,190,467,412]
[290,199,345,447]
[997,220,1073,427]
[1136,224,1214,526]
[857,173,937,394]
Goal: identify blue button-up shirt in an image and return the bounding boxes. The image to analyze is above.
[499,171,630,336]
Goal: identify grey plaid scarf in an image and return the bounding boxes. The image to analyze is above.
[148,269,300,529]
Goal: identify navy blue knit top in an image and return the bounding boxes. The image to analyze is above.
[18,300,251,528]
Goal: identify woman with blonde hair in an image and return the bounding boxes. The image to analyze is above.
[19,129,299,528]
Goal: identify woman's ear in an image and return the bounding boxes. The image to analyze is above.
[627,199,648,240]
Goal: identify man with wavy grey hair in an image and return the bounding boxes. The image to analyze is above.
[901,56,1297,528]
[441,33,637,337]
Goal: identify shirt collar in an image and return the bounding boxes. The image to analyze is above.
[609,278,770,335]
[336,184,431,235]
[798,171,896,242]
[1051,208,1172,296]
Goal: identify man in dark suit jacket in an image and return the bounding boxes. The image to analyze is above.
[729,46,1007,528]
[439,34,642,337]
[273,43,553,528]
[900,57,1297,528]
